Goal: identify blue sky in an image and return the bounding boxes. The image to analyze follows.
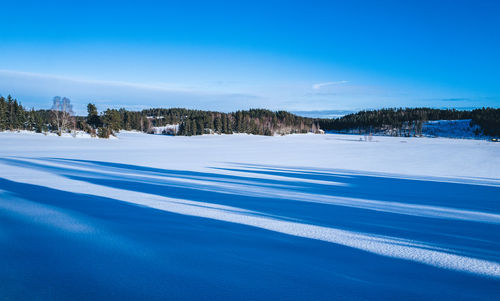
[1,0,499,114]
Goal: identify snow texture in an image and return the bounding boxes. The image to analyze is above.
[0,131,499,300]
[422,119,483,139]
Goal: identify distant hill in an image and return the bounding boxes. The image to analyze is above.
[318,107,500,139]
[1,94,498,138]
[291,110,355,119]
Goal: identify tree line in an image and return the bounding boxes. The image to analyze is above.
[0,95,321,137]
[0,95,46,132]
[89,107,320,137]
[1,95,498,138]
[318,107,500,137]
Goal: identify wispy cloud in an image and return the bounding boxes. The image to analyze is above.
[312,81,348,90]
[440,97,470,102]
[0,69,262,114]
[0,69,190,93]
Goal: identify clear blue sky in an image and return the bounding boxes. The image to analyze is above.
[1,0,499,114]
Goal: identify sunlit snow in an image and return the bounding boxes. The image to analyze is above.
[0,132,499,300]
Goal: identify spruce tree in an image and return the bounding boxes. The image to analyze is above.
[87,103,101,129]
[0,96,6,130]
[196,119,204,135]
[184,119,191,136]
[215,116,222,134]
[236,111,243,133]
[222,115,228,133]
[191,119,197,136]
[102,109,122,132]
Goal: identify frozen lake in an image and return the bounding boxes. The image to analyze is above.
[0,132,499,300]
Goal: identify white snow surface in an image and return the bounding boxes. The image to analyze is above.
[1,131,498,178]
[422,119,484,139]
[0,131,499,299]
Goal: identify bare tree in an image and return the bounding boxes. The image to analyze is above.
[51,96,74,135]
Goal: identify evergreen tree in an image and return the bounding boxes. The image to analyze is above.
[102,109,122,133]
[87,103,101,129]
[191,119,197,136]
[1,93,498,138]
[222,115,228,134]
[215,116,222,134]
[7,95,16,130]
[196,119,204,135]
[236,111,244,132]
[0,96,6,130]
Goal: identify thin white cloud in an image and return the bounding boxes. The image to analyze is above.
[0,69,263,113]
[0,69,191,93]
[312,80,348,90]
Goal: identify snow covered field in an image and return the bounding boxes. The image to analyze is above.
[422,119,483,139]
[1,132,499,300]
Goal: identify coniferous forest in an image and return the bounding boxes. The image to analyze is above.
[0,95,320,138]
[318,107,500,138]
[1,95,499,138]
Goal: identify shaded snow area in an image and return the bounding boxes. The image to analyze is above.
[6,130,96,138]
[422,119,482,139]
[0,132,499,300]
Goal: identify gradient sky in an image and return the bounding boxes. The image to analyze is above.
[1,0,499,114]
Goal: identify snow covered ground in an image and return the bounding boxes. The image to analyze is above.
[0,131,499,300]
[422,119,483,139]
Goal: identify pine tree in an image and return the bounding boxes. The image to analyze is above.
[102,109,122,132]
[87,103,101,129]
[215,116,222,134]
[7,95,15,130]
[184,119,191,136]
[0,96,6,130]
[236,111,243,133]
[222,115,228,133]
[191,119,197,136]
[196,119,204,135]
[225,115,233,134]
[34,110,44,133]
